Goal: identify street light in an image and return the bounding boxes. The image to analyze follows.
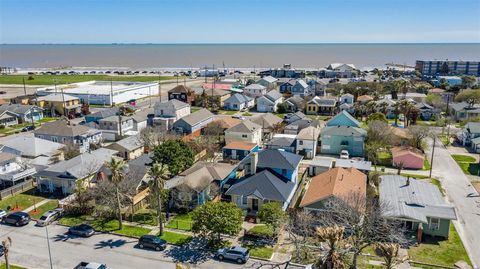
[45,225,53,269]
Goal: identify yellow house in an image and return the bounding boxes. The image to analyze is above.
[36,93,81,117]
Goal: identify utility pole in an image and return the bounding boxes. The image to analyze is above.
[46,226,53,269]
[23,77,27,96]
[149,86,152,108]
[158,74,162,102]
[429,136,436,178]
[61,88,67,119]
[110,80,114,107]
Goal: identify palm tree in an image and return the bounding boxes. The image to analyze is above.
[106,157,126,230]
[392,102,401,126]
[148,162,168,236]
[2,237,12,269]
[315,226,346,269]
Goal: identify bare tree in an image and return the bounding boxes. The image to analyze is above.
[366,120,392,146]
[376,242,400,269]
[407,125,432,150]
[285,210,315,262]
[61,142,80,160]
[2,237,12,269]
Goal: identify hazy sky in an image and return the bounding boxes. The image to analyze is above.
[1,0,479,44]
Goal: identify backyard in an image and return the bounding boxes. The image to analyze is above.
[0,74,178,85]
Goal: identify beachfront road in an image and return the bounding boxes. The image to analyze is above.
[0,222,274,269]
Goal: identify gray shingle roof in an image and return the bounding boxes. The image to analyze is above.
[34,120,93,137]
[131,108,154,122]
[178,108,213,126]
[155,99,189,111]
[251,113,283,129]
[309,97,337,107]
[465,122,480,134]
[1,136,64,158]
[113,135,143,151]
[225,93,252,104]
[168,161,235,192]
[226,120,261,133]
[265,90,282,102]
[259,76,278,83]
[240,149,303,171]
[0,104,42,115]
[225,169,296,202]
[379,175,456,223]
[321,125,366,136]
[268,136,296,148]
[88,107,119,119]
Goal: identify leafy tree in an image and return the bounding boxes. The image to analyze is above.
[257,202,287,232]
[153,139,194,176]
[191,202,243,244]
[425,94,446,110]
[105,157,127,230]
[246,78,256,86]
[277,102,288,114]
[365,142,383,171]
[148,162,168,235]
[455,89,480,107]
[366,112,387,123]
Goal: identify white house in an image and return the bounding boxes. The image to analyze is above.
[244,84,267,98]
[98,116,135,141]
[340,94,354,104]
[256,90,283,112]
[256,76,278,90]
[223,93,254,111]
[0,152,36,188]
[225,120,262,145]
[296,126,321,159]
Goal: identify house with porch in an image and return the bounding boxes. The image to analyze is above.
[0,152,36,188]
[284,96,305,112]
[0,136,65,167]
[243,84,267,98]
[98,115,135,141]
[0,110,19,127]
[415,102,436,121]
[459,122,480,146]
[224,149,303,213]
[306,97,337,115]
[35,93,81,117]
[279,79,297,94]
[450,102,480,121]
[0,104,44,123]
[106,135,144,160]
[153,99,191,131]
[168,85,196,105]
[380,175,456,239]
[320,111,366,157]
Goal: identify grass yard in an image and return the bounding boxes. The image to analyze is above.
[247,225,274,238]
[451,154,476,163]
[422,158,431,171]
[439,134,450,146]
[242,242,274,260]
[28,200,59,219]
[218,110,237,115]
[0,74,178,85]
[0,264,27,269]
[165,213,193,231]
[0,192,45,212]
[408,224,471,267]
[377,151,392,166]
[242,112,253,116]
[131,208,159,226]
[159,231,192,245]
[58,215,151,238]
[451,154,479,175]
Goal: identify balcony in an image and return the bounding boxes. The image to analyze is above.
[0,167,36,182]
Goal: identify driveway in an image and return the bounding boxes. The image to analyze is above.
[427,138,480,268]
[0,222,278,269]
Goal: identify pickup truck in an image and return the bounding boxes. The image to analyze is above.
[74,262,107,269]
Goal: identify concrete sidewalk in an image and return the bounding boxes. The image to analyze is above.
[22,199,52,213]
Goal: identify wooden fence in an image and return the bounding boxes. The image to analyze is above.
[0,179,35,200]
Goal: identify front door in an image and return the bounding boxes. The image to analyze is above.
[252,199,259,211]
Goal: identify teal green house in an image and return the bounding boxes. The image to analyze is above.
[320,110,366,157]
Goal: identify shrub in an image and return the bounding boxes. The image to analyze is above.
[246,225,275,239]
[0,125,5,130]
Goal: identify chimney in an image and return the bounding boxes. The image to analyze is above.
[251,152,258,175]
[406,176,410,186]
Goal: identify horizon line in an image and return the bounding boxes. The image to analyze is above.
[2,42,480,45]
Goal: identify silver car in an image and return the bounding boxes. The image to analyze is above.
[0,209,7,220]
[36,210,60,226]
[216,246,250,264]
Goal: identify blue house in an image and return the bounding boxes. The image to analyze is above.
[224,149,303,212]
[320,111,366,157]
[279,79,297,93]
[223,142,259,161]
[291,79,310,97]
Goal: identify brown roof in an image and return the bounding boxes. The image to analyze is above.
[214,117,241,129]
[34,120,92,137]
[0,99,8,105]
[357,95,373,102]
[300,167,366,207]
[168,85,194,94]
[391,146,424,159]
[390,127,411,139]
[223,141,257,151]
[429,88,445,94]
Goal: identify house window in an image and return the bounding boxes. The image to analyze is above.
[299,141,303,145]
[242,134,247,138]
[51,136,58,142]
[242,195,248,205]
[429,218,440,230]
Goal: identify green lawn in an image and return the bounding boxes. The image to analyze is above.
[377,151,392,166]
[247,225,274,238]
[409,224,471,267]
[131,208,159,226]
[159,231,192,245]
[0,264,26,269]
[218,110,237,115]
[58,215,151,238]
[451,154,479,175]
[0,74,178,85]
[422,158,431,171]
[439,135,450,146]
[28,200,59,219]
[451,154,476,163]
[165,213,193,231]
[0,192,45,211]
[242,112,253,117]
[242,242,274,260]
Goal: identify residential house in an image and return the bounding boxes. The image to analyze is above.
[284,119,321,135]
[167,162,236,209]
[172,108,214,135]
[266,134,297,153]
[319,63,357,78]
[250,113,283,141]
[168,85,195,105]
[300,167,366,211]
[340,94,354,104]
[459,122,480,146]
[450,102,480,121]
[98,115,135,141]
[284,96,305,112]
[320,111,366,157]
[0,104,44,123]
[223,93,254,111]
[223,142,259,161]
[285,111,306,124]
[34,120,102,153]
[279,79,297,94]
[0,110,19,127]
[194,88,231,108]
[308,80,327,96]
[356,95,373,104]
[256,90,283,112]
[391,146,425,170]
[0,136,64,167]
[415,103,435,121]
[85,107,119,123]
[307,157,372,177]
[243,84,267,98]
[225,120,262,145]
[376,99,397,118]
[130,108,154,133]
[36,148,118,195]
[0,152,36,188]
[391,127,411,146]
[268,64,305,78]
[339,103,354,114]
[380,175,456,239]
[153,99,191,131]
[213,117,241,131]
[36,93,81,117]
[10,94,36,105]
[106,135,144,160]
[291,80,310,97]
[296,126,321,159]
[224,149,303,212]
[306,97,337,115]
[256,76,278,90]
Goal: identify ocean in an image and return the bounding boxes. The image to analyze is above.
[1,43,479,69]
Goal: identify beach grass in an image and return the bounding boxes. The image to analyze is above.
[0,74,178,85]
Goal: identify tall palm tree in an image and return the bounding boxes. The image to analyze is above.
[106,157,126,230]
[148,162,168,236]
[392,102,401,126]
[2,237,12,269]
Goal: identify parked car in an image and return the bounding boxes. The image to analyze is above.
[74,262,107,269]
[340,150,349,159]
[36,210,61,226]
[21,125,35,132]
[216,246,250,264]
[2,212,31,226]
[232,115,245,120]
[0,209,7,220]
[68,224,95,237]
[137,235,167,251]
